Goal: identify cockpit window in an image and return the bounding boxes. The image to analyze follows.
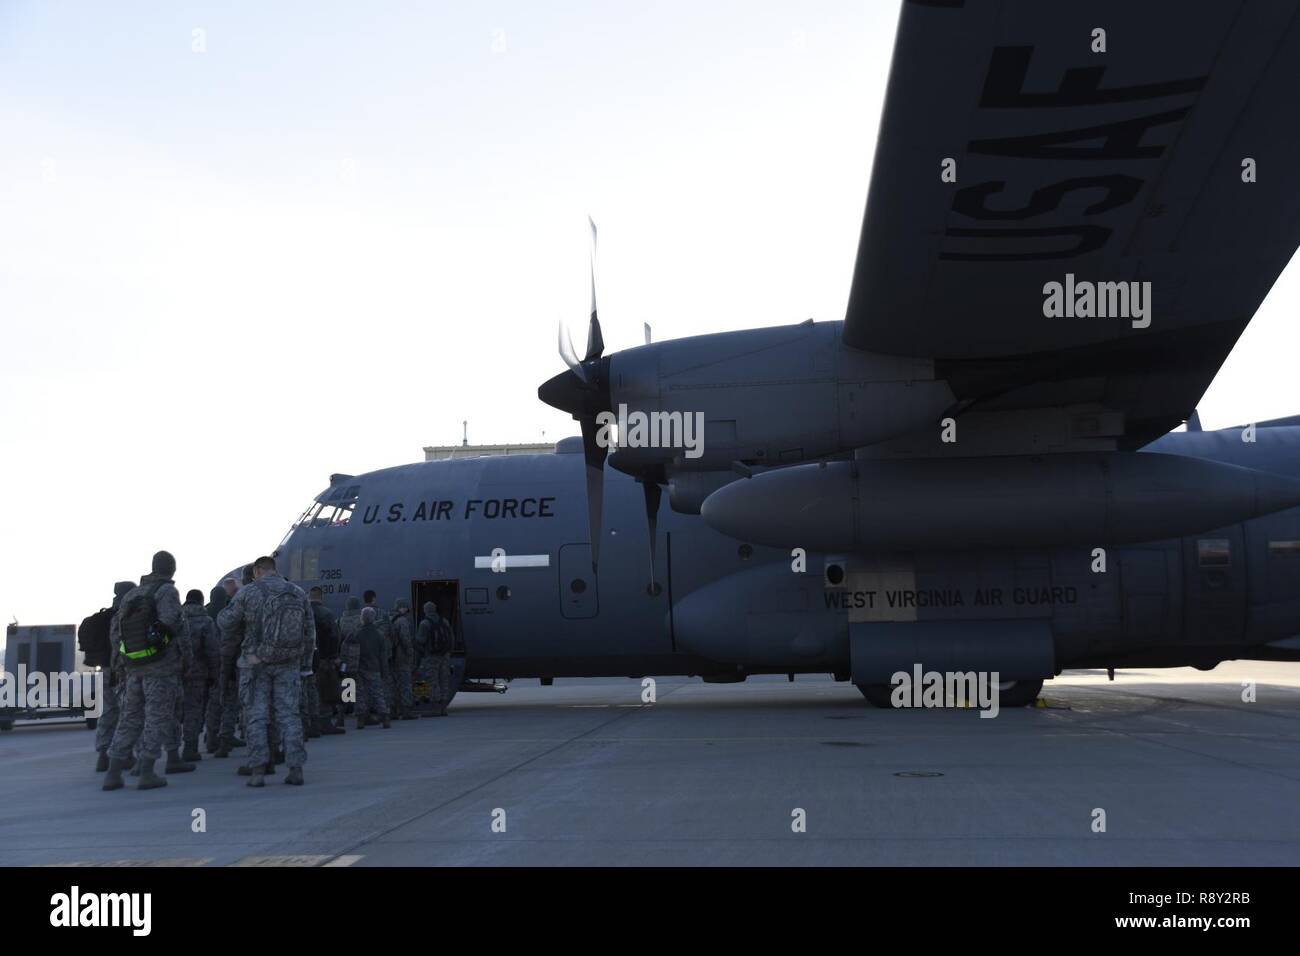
[311,501,355,528]
[280,486,361,546]
[313,485,360,527]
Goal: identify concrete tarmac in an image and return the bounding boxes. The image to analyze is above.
[1,662,1297,866]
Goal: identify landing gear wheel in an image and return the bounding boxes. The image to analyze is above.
[855,684,896,709]
[0,720,14,732]
[996,678,1043,708]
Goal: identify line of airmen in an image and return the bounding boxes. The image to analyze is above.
[94,551,456,790]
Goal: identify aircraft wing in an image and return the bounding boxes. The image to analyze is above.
[843,0,1300,446]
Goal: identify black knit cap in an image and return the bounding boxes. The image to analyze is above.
[152,551,177,578]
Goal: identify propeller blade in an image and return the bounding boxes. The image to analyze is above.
[643,322,652,345]
[579,416,609,571]
[642,479,662,595]
[558,320,588,383]
[584,216,605,362]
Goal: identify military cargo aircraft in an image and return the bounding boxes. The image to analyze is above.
[271,1,1300,707]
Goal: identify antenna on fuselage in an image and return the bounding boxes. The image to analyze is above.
[463,420,468,446]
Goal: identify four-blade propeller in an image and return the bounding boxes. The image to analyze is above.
[537,218,662,594]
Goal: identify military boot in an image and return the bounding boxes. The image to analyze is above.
[102,757,130,791]
[214,736,232,758]
[129,758,142,776]
[205,734,219,754]
[355,715,365,730]
[181,741,202,763]
[381,715,392,729]
[165,749,196,773]
[284,767,304,786]
[319,717,344,736]
[230,736,246,748]
[95,750,110,773]
[137,759,167,790]
[247,770,265,788]
[238,762,272,776]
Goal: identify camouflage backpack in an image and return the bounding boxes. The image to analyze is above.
[341,634,361,673]
[256,585,306,665]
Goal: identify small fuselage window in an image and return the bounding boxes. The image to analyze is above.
[1197,539,1231,568]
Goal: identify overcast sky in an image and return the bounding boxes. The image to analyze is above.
[3,0,1299,637]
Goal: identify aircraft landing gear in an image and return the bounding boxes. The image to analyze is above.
[856,684,895,708]
[995,678,1043,708]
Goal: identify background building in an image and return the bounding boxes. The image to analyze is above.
[423,441,556,462]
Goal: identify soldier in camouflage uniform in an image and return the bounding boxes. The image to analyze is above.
[337,595,363,722]
[202,585,229,751]
[214,571,253,759]
[93,580,136,771]
[417,601,454,716]
[218,555,315,787]
[308,587,343,735]
[180,590,220,762]
[390,598,417,719]
[362,591,396,722]
[349,606,390,729]
[102,552,194,791]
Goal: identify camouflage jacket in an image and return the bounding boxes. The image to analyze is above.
[391,611,414,667]
[109,573,189,676]
[364,605,392,658]
[182,604,221,680]
[338,607,362,647]
[217,573,316,671]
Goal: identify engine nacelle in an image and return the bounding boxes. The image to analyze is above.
[605,320,954,484]
[700,452,1300,552]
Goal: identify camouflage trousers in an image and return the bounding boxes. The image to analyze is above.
[94,672,124,752]
[299,673,320,731]
[238,662,306,770]
[430,654,452,711]
[203,676,222,744]
[181,676,210,748]
[392,657,414,710]
[355,670,388,721]
[219,678,242,740]
[413,655,434,701]
[108,669,181,762]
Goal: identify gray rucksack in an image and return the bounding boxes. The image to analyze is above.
[257,585,306,665]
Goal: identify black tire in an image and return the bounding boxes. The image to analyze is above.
[996,678,1044,708]
[856,684,896,708]
[85,717,98,730]
[857,679,1044,709]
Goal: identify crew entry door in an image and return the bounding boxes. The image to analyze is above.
[558,544,599,619]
